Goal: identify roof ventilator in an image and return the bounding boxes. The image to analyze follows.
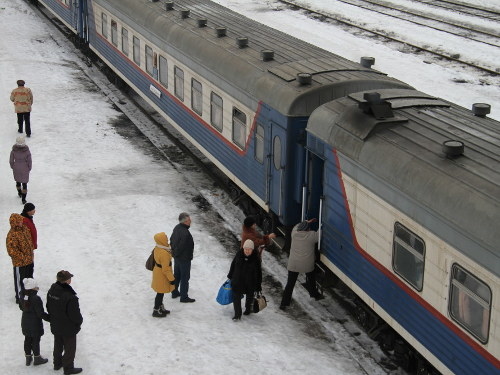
[197,18,207,27]
[472,103,491,117]
[261,50,274,61]
[236,37,248,48]
[180,9,190,19]
[359,92,394,119]
[149,0,159,2]
[442,140,464,158]
[297,73,312,85]
[164,1,174,10]
[216,27,227,37]
[360,56,375,68]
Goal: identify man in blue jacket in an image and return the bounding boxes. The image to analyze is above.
[170,212,195,303]
[46,270,83,375]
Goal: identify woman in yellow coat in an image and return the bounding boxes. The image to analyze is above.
[151,232,175,317]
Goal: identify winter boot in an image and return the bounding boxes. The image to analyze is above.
[159,304,170,315]
[152,308,167,318]
[63,367,82,375]
[25,355,33,366]
[33,355,48,366]
[17,187,22,198]
[21,190,27,204]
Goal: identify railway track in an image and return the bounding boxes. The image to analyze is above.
[278,0,500,76]
[417,0,500,22]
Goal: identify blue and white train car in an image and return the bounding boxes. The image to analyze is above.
[38,0,87,40]
[82,0,409,226]
[306,89,500,374]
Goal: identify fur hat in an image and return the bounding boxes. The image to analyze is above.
[23,278,38,290]
[23,202,35,213]
[243,216,256,228]
[17,79,25,86]
[57,270,74,282]
[16,136,26,146]
[296,220,309,231]
[243,239,255,250]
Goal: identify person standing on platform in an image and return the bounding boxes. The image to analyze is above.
[10,135,32,204]
[170,212,195,303]
[10,80,33,137]
[6,213,35,306]
[21,202,37,250]
[151,232,175,317]
[46,271,83,375]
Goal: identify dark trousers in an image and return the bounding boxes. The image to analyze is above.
[232,291,255,318]
[14,263,34,304]
[280,270,318,307]
[17,112,31,136]
[24,335,41,356]
[154,293,164,309]
[173,259,191,299]
[53,334,77,370]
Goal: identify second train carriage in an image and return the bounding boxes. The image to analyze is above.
[305,89,500,374]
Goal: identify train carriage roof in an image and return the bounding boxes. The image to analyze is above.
[94,0,410,115]
[307,89,500,275]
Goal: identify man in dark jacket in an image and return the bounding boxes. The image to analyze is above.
[170,212,195,303]
[46,271,83,375]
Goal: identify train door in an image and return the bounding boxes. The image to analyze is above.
[303,150,324,234]
[267,122,287,221]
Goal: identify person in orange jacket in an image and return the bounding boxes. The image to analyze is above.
[10,80,33,137]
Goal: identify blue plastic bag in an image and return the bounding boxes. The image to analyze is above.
[216,279,234,305]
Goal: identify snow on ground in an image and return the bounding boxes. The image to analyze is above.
[214,0,500,121]
[0,1,390,375]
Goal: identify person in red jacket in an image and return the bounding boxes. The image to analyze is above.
[240,216,276,258]
[21,203,37,249]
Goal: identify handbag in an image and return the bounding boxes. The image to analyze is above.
[145,250,155,271]
[216,279,234,305]
[253,291,267,313]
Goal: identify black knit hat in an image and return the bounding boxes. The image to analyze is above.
[243,216,256,228]
[23,202,35,213]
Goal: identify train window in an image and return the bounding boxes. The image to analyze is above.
[101,13,108,39]
[210,92,223,132]
[159,56,168,87]
[121,28,129,56]
[191,79,203,116]
[232,108,246,149]
[174,66,184,101]
[111,20,118,46]
[392,222,425,291]
[273,136,282,170]
[255,124,264,163]
[145,45,154,76]
[449,265,491,343]
[133,36,140,65]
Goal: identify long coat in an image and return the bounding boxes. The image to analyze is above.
[10,86,33,113]
[287,224,319,273]
[46,282,83,336]
[151,232,175,294]
[21,290,49,337]
[6,213,34,267]
[10,144,32,183]
[227,249,262,295]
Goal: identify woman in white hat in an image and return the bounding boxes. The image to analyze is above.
[21,278,49,366]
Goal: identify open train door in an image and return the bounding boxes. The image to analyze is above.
[302,150,324,234]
